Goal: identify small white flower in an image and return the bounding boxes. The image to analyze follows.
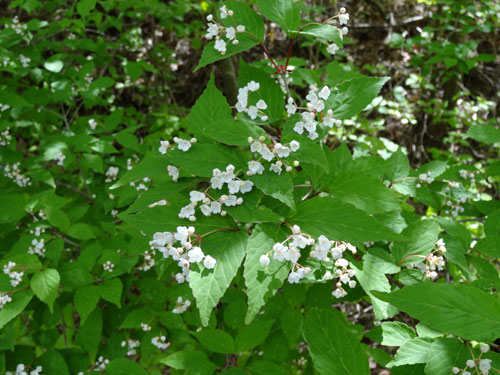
[259,254,270,266]
[174,137,192,152]
[466,360,476,368]
[247,106,258,120]
[236,25,245,32]
[247,81,260,91]
[269,162,282,175]
[159,140,170,154]
[214,39,227,55]
[228,180,240,194]
[248,160,264,175]
[203,255,216,269]
[293,121,305,134]
[260,147,274,161]
[285,97,297,115]
[289,140,300,152]
[189,191,205,202]
[220,5,228,19]
[327,43,339,55]
[288,271,301,284]
[339,12,349,25]
[318,86,331,100]
[239,180,253,193]
[210,201,222,214]
[188,247,204,263]
[256,99,267,110]
[480,344,489,353]
[168,165,179,182]
[479,359,492,373]
[225,27,236,40]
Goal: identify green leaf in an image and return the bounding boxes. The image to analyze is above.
[249,170,294,208]
[388,338,433,367]
[67,223,95,240]
[256,0,300,33]
[200,119,266,146]
[110,155,168,189]
[30,269,60,312]
[466,124,500,144]
[387,149,410,181]
[43,60,64,73]
[76,0,96,17]
[424,338,468,375]
[329,170,402,214]
[298,24,342,47]
[75,308,102,354]
[280,308,303,349]
[188,74,233,140]
[372,283,500,342]
[0,290,33,330]
[244,224,290,323]
[0,194,25,224]
[235,319,274,352]
[303,308,370,375]
[161,350,217,375]
[392,219,439,266]
[189,230,247,326]
[106,358,148,375]
[98,278,122,307]
[290,197,404,242]
[194,329,236,354]
[74,285,99,325]
[45,206,70,231]
[34,350,69,375]
[380,322,415,346]
[238,60,284,122]
[325,61,362,87]
[326,76,390,119]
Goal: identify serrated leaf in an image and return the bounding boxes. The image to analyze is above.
[244,224,290,323]
[99,278,122,307]
[298,24,342,47]
[34,350,69,375]
[110,155,168,189]
[160,350,217,375]
[280,308,303,348]
[76,0,96,17]
[380,322,415,346]
[424,338,468,375]
[75,308,102,354]
[304,308,370,375]
[0,290,33,330]
[74,285,99,325]
[106,358,148,375]
[249,170,294,208]
[200,119,266,146]
[373,283,500,342]
[235,319,274,352]
[388,338,433,367]
[392,219,439,266]
[256,0,300,33]
[466,124,500,144]
[290,197,404,242]
[194,329,236,354]
[0,194,26,224]
[30,269,60,312]
[67,223,95,240]
[189,230,247,326]
[326,76,390,119]
[45,206,70,231]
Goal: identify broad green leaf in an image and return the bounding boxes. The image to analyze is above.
[106,358,148,375]
[0,290,33,330]
[424,338,468,375]
[256,0,300,33]
[75,308,102,354]
[466,124,500,144]
[200,119,266,146]
[188,74,232,140]
[45,206,70,231]
[249,170,294,208]
[373,283,500,342]
[74,285,99,325]
[238,59,284,122]
[76,0,96,17]
[392,219,439,266]
[67,223,95,240]
[247,361,289,375]
[280,308,303,348]
[326,76,390,119]
[30,269,60,312]
[380,322,415,346]
[387,149,410,181]
[303,308,370,375]
[235,319,274,352]
[119,307,155,329]
[110,155,168,189]
[34,350,69,375]
[329,170,401,214]
[161,350,217,375]
[244,224,290,323]
[438,218,469,270]
[290,197,404,242]
[0,194,25,224]
[99,278,122,307]
[325,61,361,87]
[194,329,236,354]
[298,24,342,47]
[223,1,265,41]
[281,132,329,173]
[388,338,433,367]
[485,208,500,237]
[225,191,283,223]
[189,230,247,326]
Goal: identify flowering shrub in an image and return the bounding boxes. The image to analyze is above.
[1,0,499,374]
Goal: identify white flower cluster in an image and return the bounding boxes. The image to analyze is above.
[444,196,467,217]
[105,166,119,182]
[6,364,42,375]
[121,339,140,356]
[247,137,300,175]
[88,118,98,130]
[30,227,45,237]
[235,81,269,121]
[0,127,12,146]
[172,296,191,314]
[126,155,140,171]
[20,55,31,68]
[95,356,109,371]
[260,225,357,297]
[140,322,151,331]
[158,137,196,155]
[452,344,494,375]
[407,239,447,280]
[138,250,156,271]
[149,226,216,284]
[28,238,46,257]
[459,169,476,183]
[167,165,179,182]
[0,103,10,111]
[152,335,170,350]
[205,5,245,55]
[54,152,65,166]
[130,177,150,191]
[3,261,24,287]
[338,7,349,35]
[0,293,12,310]
[2,163,31,187]
[416,171,433,188]
[291,85,341,139]
[102,260,114,272]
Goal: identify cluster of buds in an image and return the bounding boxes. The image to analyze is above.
[407,239,447,280]
[444,196,467,217]
[452,344,495,375]
[0,127,12,146]
[28,238,46,257]
[3,261,23,287]
[416,171,433,188]
[130,176,150,191]
[205,5,245,55]
[0,293,12,310]
[138,250,156,271]
[177,164,254,221]
[102,260,115,272]
[126,155,140,171]
[54,152,65,166]
[19,55,31,68]
[291,85,342,139]
[105,166,119,182]
[172,296,191,314]
[260,225,357,297]
[149,226,216,284]
[158,136,197,154]
[247,137,300,175]
[152,335,170,350]
[6,364,42,375]
[140,322,151,331]
[30,227,45,237]
[95,356,109,371]
[235,81,269,121]
[121,339,140,356]
[2,163,31,187]
[459,169,476,184]
[8,16,28,35]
